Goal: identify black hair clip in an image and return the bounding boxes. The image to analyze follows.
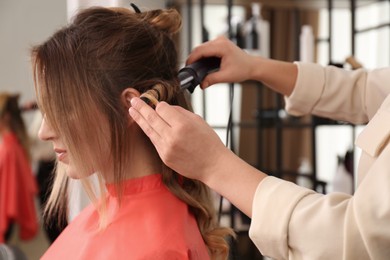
[130,3,141,13]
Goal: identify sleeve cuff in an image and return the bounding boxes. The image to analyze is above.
[249,176,314,259]
[284,62,325,116]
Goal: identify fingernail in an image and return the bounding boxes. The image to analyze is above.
[130,97,137,106]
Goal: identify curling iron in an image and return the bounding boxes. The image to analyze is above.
[140,57,221,108]
[178,57,221,93]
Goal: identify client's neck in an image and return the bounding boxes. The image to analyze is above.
[105,127,163,183]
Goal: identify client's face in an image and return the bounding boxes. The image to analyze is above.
[38,117,80,178]
[38,102,113,179]
[38,110,112,179]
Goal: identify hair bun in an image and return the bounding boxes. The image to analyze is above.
[141,9,182,35]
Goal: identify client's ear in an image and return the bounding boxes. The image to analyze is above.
[121,88,141,109]
[121,88,141,126]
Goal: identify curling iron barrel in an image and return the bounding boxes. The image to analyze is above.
[140,57,221,108]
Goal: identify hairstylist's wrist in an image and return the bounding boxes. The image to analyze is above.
[200,147,236,189]
[248,56,267,83]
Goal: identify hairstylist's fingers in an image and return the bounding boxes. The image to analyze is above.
[129,97,169,140]
[154,101,193,127]
[186,36,228,65]
[188,37,253,88]
[200,70,231,89]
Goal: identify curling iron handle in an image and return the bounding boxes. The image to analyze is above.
[178,57,221,93]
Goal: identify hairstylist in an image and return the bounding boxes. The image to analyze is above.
[129,36,390,259]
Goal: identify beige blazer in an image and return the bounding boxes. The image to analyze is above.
[249,62,390,260]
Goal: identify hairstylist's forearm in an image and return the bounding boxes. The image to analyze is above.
[202,148,266,218]
[250,57,298,97]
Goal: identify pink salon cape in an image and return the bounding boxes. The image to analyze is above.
[41,174,210,260]
[0,132,38,243]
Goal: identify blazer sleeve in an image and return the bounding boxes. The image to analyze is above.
[249,105,390,259]
[249,63,390,259]
[285,62,390,123]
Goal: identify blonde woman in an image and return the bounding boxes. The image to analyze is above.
[33,6,232,260]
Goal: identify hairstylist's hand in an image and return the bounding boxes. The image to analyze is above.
[187,36,257,89]
[128,97,230,183]
[129,97,266,217]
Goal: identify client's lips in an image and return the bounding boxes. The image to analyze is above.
[54,148,67,161]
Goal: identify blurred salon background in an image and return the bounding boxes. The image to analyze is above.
[1,0,388,259]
